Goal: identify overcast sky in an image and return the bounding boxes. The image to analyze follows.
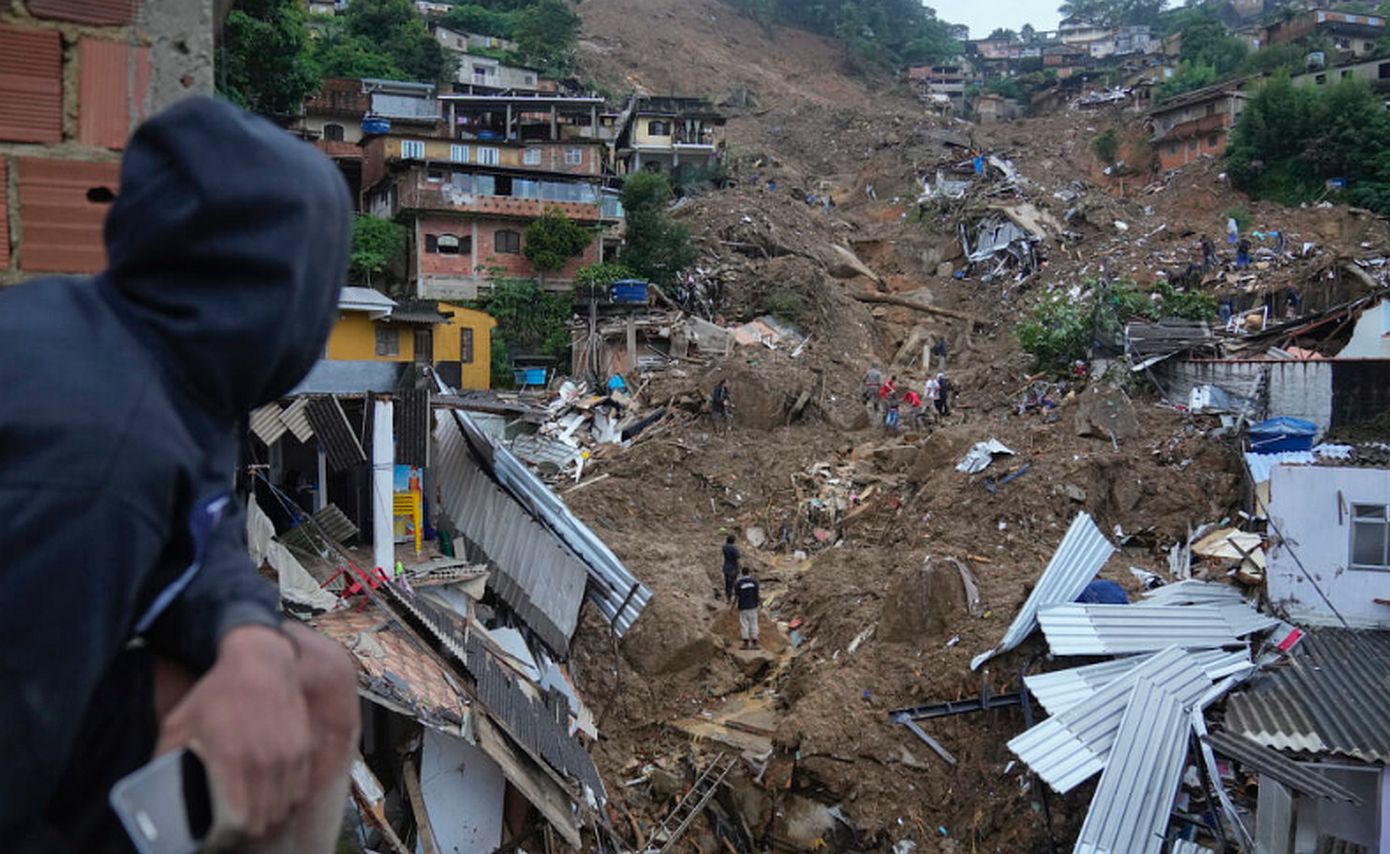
[928,0,1063,38]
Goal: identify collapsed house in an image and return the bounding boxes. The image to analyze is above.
[1128,289,1390,439]
[243,368,651,850]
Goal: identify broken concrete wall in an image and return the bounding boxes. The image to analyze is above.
[1155,360,1333,433]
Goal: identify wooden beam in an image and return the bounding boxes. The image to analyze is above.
[851,292,986,326]
[403,757,441,854]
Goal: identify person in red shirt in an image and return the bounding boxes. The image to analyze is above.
[878,375,898,400]
[902,389,925,427]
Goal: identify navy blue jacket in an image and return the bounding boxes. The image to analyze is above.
[0,97,350,848]
[734,575,760,610]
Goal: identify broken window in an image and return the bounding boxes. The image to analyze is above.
[437,233,466,255]
[1351,504,1390,570]
[323,123,345,142]
[1380,62,1390,79]
[375,325,400,357]
[495,229,521,254]
[1207,133,1219,148]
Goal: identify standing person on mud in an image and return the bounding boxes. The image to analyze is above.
[721,534,741,602]
[712,378,733,429]
[863,365,883,410]
[734,566,761,649]
[924,374,941,421]
[935,373,953,417]
[1200,234,1218,273]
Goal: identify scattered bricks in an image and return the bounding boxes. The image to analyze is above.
[0,159,10,270]
[78,39,151,150]
[0,26,63,144]
[17,158,119,274]
[26,0,140,26]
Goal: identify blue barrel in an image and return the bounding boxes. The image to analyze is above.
[361,118,391,135]
[513,367,548,387]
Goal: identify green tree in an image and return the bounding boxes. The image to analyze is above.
[310,20,407,79]
[336,0,455,82]
[218,0,320,116]
[1093,128,1120,165]
[987,27,1017,40]
[575,262,635,289]
[349,215,407,290]
[1021,23,1037,42]
[442,4,522,38]
[523,207,592,286]
[1057,0,1167,28]
[516,0,581,73]
[479,277,574,362]
[1179,16,1248,74]
[1156,59,1220,100]
[619,172,697,288]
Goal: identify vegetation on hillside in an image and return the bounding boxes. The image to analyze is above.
[618,173,697,289]
[1228,73,1390,214]
[349,215,408,290]
[725,0,961,67]
[218,0,321,115]
[312,0,456,82]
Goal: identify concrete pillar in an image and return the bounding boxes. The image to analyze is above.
[550,104,558,140]
[1380,767,1390,854]
[372,396,395,576]
[315,446,328,512]
[505,104,512,141]
[141,0,216,114]
[625,314,637,376]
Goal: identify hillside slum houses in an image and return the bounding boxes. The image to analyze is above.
[243,340,651,850]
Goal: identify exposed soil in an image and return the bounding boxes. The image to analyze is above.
[563,3,1390,851]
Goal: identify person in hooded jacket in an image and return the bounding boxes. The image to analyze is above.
[0,97,359,853]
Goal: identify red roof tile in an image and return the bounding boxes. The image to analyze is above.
[17,158,120,274]
[78,39,151,150]
[0,159,10,270]
[27,0,139,25]
[0,26,63,144]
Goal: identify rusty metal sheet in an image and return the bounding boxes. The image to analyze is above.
[27,0,138,25]
[0,26,62,144]
[78,39,151,150]
[17,158,120,274]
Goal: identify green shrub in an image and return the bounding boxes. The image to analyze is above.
[1093,128,1120,165]
[1017,291,1092,373]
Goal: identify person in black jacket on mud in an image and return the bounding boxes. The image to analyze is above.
[0,97,359,853]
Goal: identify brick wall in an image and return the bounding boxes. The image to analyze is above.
[0,0,213,284]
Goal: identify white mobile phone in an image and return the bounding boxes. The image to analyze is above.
[108,748,212,854]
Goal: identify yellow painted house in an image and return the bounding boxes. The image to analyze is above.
[326,287,496,390]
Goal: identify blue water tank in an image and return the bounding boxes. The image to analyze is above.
[610,279,649,305]
[1249,417,1318,453]
[361,118,391,136]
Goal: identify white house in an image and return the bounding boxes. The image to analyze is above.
[1266,460,1390,629]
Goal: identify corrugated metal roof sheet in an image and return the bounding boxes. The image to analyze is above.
[1074,676,1193,854]
[250,402,288,445]
[280,397,315,443]
[1137,579,1249,607]
[1008,647,1210,793]
[77,39,150,149]
[1024,649,1249,717]
[434,411,586,654]
[0,26,62,144]
[1224,628,1390,764]
[17,157,120,273]
[394,388,430,468]
[510,434,583,471]
[1203,731,1362,804]
[1168,842,1215,854]
[290,360,405,396]
[440,405,651,637]
[305,396,367,471]
[27,0,138,25]
[971,512,1115,670]
[1244,445,1354,483]
[1036,602,1278,656]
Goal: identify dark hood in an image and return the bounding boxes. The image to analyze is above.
[103,96,352,420]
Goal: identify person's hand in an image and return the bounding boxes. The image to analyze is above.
[156,625,311,839]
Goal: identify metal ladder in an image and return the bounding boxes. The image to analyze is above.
[648,753,739,853]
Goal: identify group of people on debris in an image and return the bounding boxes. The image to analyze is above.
[1200,220,1286,277]
[863,365,953,434]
